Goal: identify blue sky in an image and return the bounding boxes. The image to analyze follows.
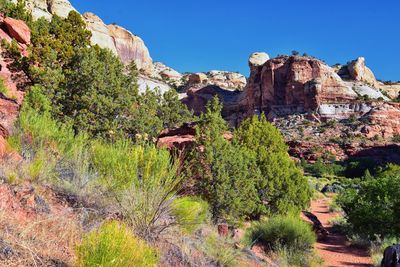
[70,0,400,81]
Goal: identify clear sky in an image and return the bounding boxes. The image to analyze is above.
[70,0,400,81]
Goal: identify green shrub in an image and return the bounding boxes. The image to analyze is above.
[234,114,312,215]
[244,216,316,251]
[337,164,400,237]
[200,233,239,267]
[171,196,210,234]
[268,244,323,267]
[187,97,261,221]
[75,221,158,267]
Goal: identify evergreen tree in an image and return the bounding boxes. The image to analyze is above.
[234,114,311,215]
[188,97,260,221]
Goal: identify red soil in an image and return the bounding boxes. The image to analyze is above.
[311,198,372,267]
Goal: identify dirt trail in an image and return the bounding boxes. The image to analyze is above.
[310,198,372,267]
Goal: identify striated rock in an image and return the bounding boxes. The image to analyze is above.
[347,57,379,88]
[240,55,357,119]
[3,17,31,44]
[83,13,118,54]
[108,24,154,74]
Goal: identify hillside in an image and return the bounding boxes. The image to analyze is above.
[0,1,399,267]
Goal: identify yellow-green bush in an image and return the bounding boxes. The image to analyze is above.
[244,215,316,251]
[171,196,209,234]
[75,221,158,267]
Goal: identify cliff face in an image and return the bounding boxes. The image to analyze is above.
[83,12,154,75]
[16,0,155,75]
[240,55,358,118]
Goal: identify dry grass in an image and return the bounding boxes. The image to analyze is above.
[0,182,83,266]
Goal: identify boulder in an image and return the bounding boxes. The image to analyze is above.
[83,13,118,55]
[3,17,31,44]
[248,52,269,71]
[381,244,400,267]
[347,57,379,88]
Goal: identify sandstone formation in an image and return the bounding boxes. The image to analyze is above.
[0,15,30,160]
[185,71,246,90]
[249,52,269,71]
[153,62,182,82]
[240,55,358,119]
[347,57,379,88]
[83,13,118,55]
[15,0,76,20]
[379,82,400,99]
[107,24,154,74]
[3,17,31,44]
[82,12,154,75]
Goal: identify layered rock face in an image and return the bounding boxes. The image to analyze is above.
[107,24,153,74]
[240,55,358,118]
[81,12,154,75]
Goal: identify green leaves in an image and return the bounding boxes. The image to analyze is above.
[337,164,400,237]
[234,114,312,216]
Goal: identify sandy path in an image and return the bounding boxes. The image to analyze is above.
[310,198,372,267]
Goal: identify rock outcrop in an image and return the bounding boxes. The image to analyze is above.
[107,24,154,74]
[185,71,246,90]
[83,13,118,55]
[248,52,269,71]
[240,55,358,119]
[3,17,31,44]
[16,0,76,20]
[347,57,379,88]
[82,13,154,75]
[0,15,30,160]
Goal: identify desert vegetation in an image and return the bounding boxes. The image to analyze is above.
[0,2,319,266]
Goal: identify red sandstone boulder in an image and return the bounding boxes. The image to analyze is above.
[3,17,31,44]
